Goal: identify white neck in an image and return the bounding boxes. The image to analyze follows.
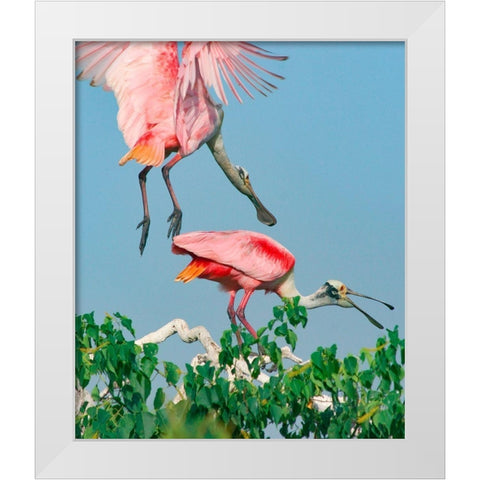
[207,131,243,191]
[277,272,333,309]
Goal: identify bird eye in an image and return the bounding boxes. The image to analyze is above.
[328,286,339,298]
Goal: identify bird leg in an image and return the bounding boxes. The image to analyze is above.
[161,153,184,238]
[235,291,258,339]
[227,291,243,346]
[136,166,153,255]
[236,291,271,360]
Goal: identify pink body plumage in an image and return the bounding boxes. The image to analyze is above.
[173,230,296,338]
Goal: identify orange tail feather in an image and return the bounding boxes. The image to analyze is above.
[119,138,166,167]
[175,260,207,283]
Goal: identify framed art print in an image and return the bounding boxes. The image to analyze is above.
[36,1,445,478]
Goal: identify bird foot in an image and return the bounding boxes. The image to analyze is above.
[136,216,150,255]
[167,208,182,238]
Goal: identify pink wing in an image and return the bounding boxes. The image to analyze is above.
[172,230,295,282]
[178,42,288,106]
[76,42,130,89]
[76,41,179,150]
[174,66,221,157]
[174,41,287,156]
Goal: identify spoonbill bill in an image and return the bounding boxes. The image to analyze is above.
[76,41,286,254]
[172,230,394,342]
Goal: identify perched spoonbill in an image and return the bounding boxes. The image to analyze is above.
[76,41,286,254]
[172,230,394,342]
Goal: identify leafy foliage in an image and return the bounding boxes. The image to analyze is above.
[75,300,404,439]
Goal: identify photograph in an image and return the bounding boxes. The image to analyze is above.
[74,40,405,440]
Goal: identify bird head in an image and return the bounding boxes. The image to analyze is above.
[321,280,394,329]
[234,165,277,226]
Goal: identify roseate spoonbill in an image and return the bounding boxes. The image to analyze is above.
[172,230,394,342]
[76,41,286,254]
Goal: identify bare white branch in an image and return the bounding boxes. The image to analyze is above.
[135,318,221,360]
[75,384,94,415]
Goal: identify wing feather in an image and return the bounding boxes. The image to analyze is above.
[76,42,130,89]
[172,231,295,283]
[179,42,287,106]
[76,42,179,149]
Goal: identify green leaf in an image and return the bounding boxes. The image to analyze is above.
[285,329,297,350]
[343,355,358,376]
[328,344,338,357]
[164,361,181,385]
[287,377,303,397]
[247,397,259,417]
[135,411,156,439]
[84,312,95,325]
[379,377,392,393]
[273,305,284,320]
[91,385,100,402]
[196,362,215,382]
[387,326,400,347]
[153,388,165,410]
[256,326,267,338]
[215,378,230,405]
[196,388,211,409]
[298,305,307,317]
[266,343,282,366]
[92,408,111,436]
[116,414,135,438]
[343,378,358,400]
[100,316,114,335]
[141,356,156,377]
[220,329,233,349]
[129,372,151,401]
[114,312,135,336]
[143,342,158,358]
[86,324,99,344]
[359,348,373,364]
[274,322,288,337]
[327,421,341,439]
[267,318,279,330]
[239,341,252,359]
[209,386,220,406]
[269,404,283,424]
[219,349,233,368]
[311,350,324,370]
[250,356,261,379]
[373,409,393,434]
[358,369,375,388]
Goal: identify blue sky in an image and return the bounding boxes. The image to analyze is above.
[75,41,404,368]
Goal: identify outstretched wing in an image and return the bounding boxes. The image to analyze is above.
[177,42,287,106]
[76,41,179,149]
[76,41,130,89]
[172,230,295,283]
